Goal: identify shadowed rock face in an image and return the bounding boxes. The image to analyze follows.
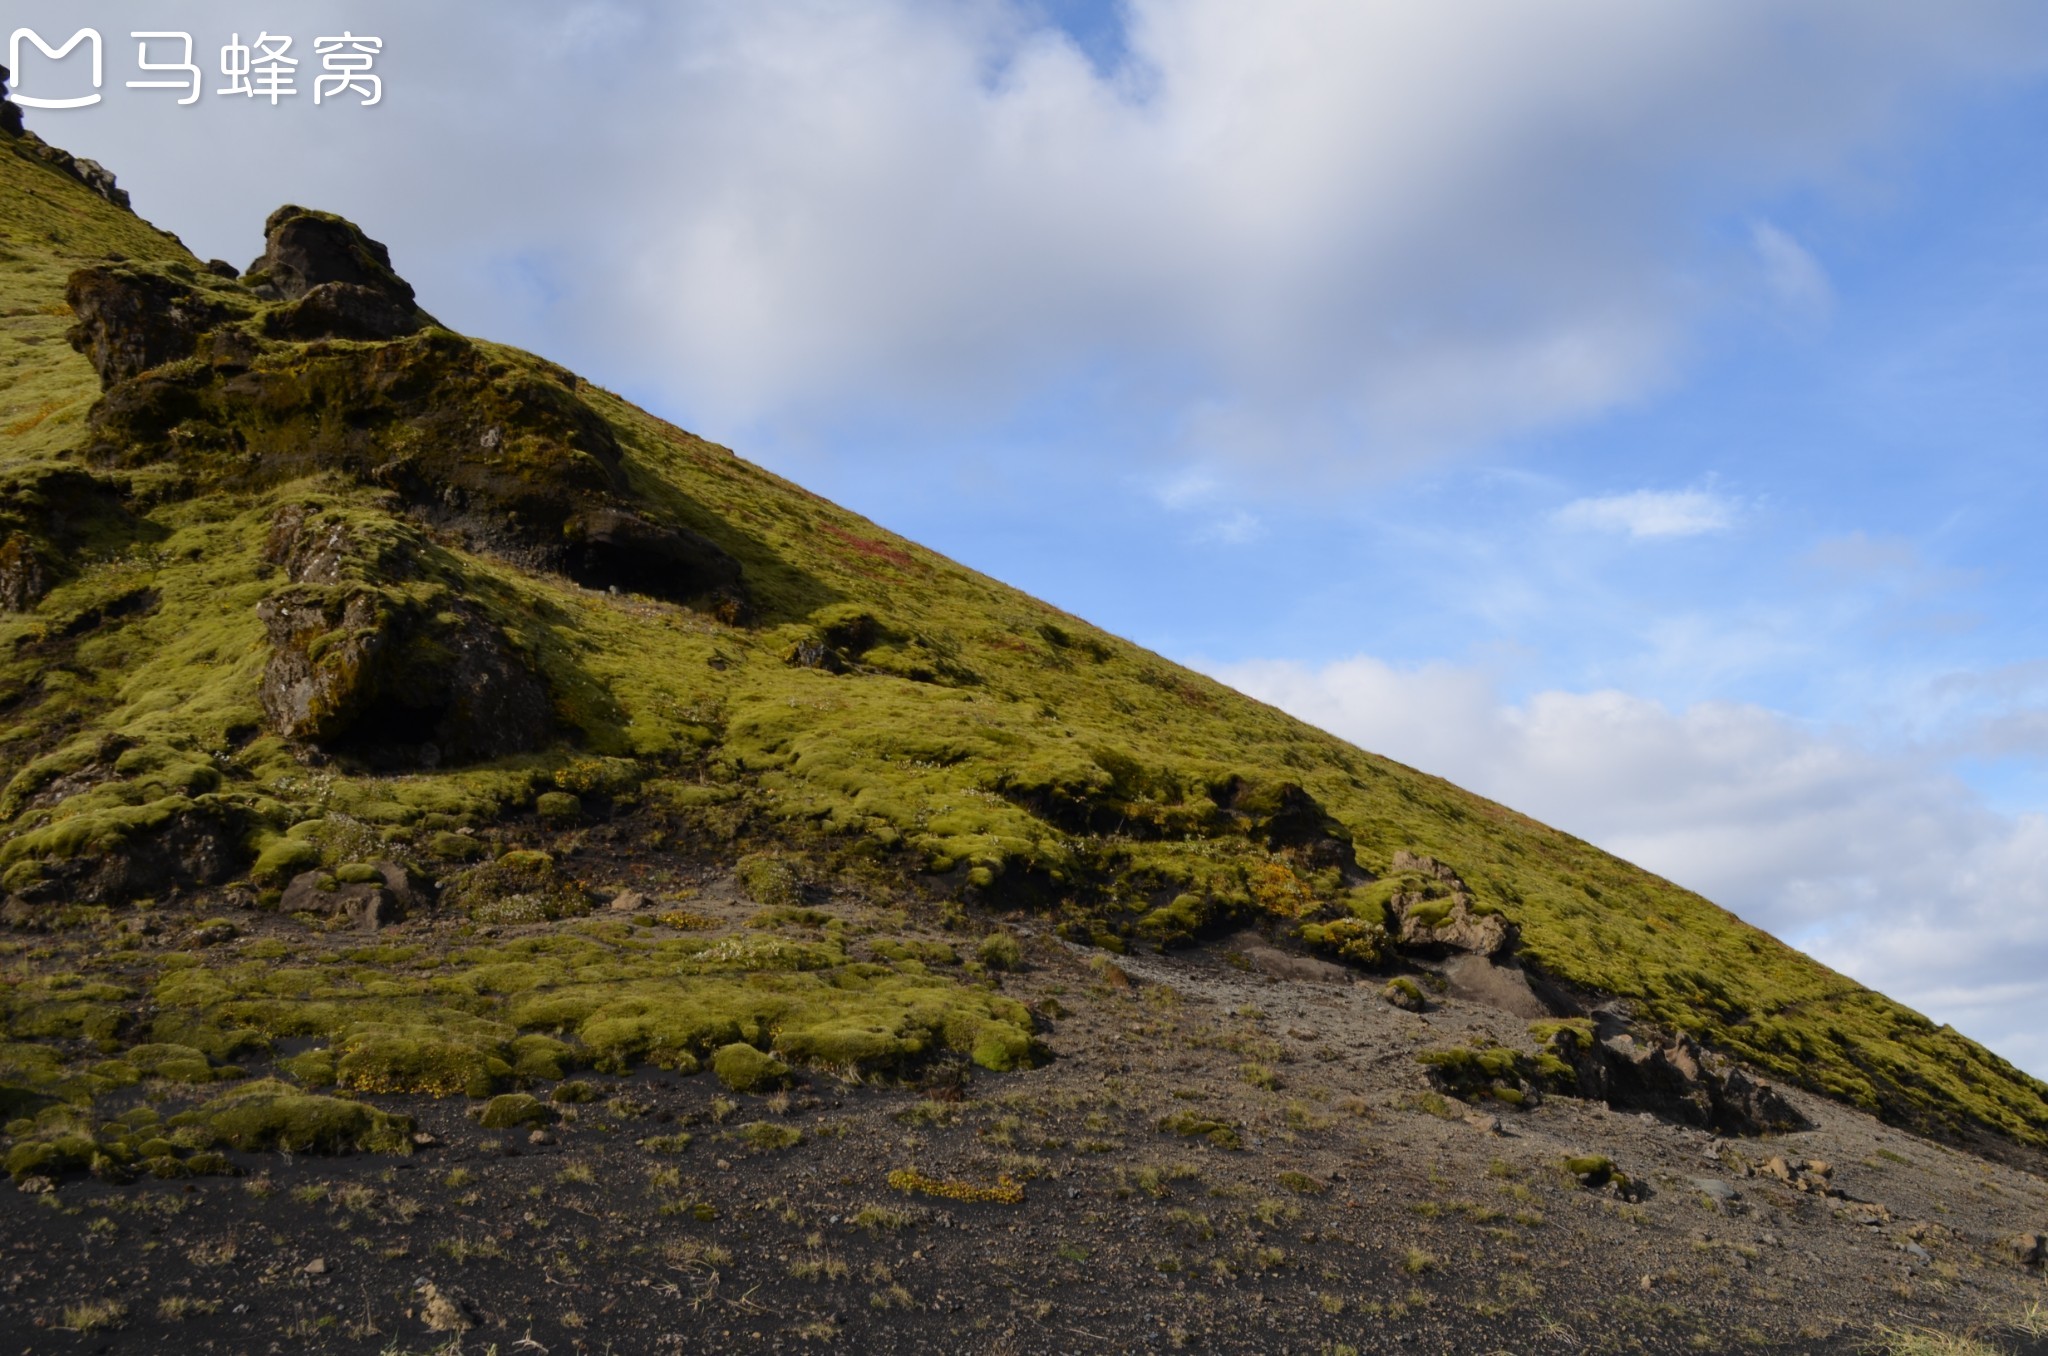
[1,66,23,138]
[256,586,552,769]
[65,267,237,388]
[247,205,417,306]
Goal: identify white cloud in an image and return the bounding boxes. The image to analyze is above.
[1206,651,2048,1079]
[1751,219,1834,318]
[17,0,2048,476]
[1555,489,1736,538]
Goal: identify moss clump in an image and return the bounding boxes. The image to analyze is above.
[427,832,486,862]
[440,851,588,924]
[734,852,804,909]
[250,837,320,884]
[1157,1111,1243,1149]
[124,1043,220,1083]
[278,1049,337,1086]
[1417,1041,1570,1107]
[535,792,582,822]
[202,1079,412,1154]
[1562,1154,1631,1193]
[975,931,1022,971]
[336,1026,511,1098]
[887,1167,1024,1204]
[711,1042,790,1093]
[477,1093,553,1130]
[1382,977,1426,1011]
[1300,915,1392,967]
[731,1121,802,1151]
[551,1080,598,1104]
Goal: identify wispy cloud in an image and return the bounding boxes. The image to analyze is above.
[19,0,2048,478]
[1751,219,1833,319]
[1554,489,1736,539]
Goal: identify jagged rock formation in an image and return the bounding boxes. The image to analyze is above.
[2,65,128,208]
[64,209,748,623]
[1386,850,1517,955]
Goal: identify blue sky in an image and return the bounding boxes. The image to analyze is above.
[10,0,2048,1075]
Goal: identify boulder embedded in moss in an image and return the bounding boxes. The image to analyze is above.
[202,1080,412,1154]
[477,1093,553,1130]
[711,1042,790,1093]
[256,586,552,770]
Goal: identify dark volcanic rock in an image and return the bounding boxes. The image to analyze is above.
[247,205,417,307]
[0,467,140,611]
[264,281,422,341]
[1569,1014,1810,1137]
[256,586,552,768]
[0,532,48,611]
[65,266,234,387]
[279,861,421,930]
[1,65,23,138]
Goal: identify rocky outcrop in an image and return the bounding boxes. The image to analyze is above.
[1553,1012,1810,1137]
[68,209,751,618]
[0,467,138,612]
[1,799,246,916]
[65,266,237,387]
[246,206,417,305]
[0,533,48,612]
[279,862,422,931]
[1387,852,1515,956]
[2,62,130,207]
[256,586,552,768]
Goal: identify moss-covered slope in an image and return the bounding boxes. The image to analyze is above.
[4,114,2045,1157]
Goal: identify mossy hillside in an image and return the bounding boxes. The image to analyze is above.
[2,123,2046,1156]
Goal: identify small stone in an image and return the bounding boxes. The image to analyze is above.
[418,1282,475,1333]
[1902,1242,1931,1265]
[610,890,649,913]
[715,1159,732,1171]
[528,1129,556,1146]
[1691,1178,1741,1205]
[303,1257,328,1275]
[411,1131,439,1148]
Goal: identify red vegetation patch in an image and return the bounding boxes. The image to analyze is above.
[819,522,922,572]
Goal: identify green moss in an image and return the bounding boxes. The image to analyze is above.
[1299,915,1392,967]
[711,1042,790,1093]
[477,1093,553,1129]
[278,1049,337,1086]
[534,792,582,821]
[441,851,587,924]
[202,1079,412,1154]
[1157,1111,1243,1150]
[730,1121,802,1151]
[975,932,1022,971]
[335,1026,510,1097]
[1382,977,1426,1011]
[427,831,487,862]
[0,125,2039,1161]
[735,852,804,908]
[250,837,320,884]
